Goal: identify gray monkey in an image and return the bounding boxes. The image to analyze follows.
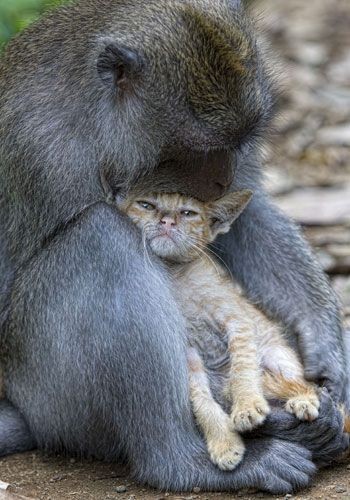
[0,0,348,494]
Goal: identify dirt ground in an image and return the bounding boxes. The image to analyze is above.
[0,451,349,500]
[1,0,350,498]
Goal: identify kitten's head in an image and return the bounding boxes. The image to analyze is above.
[117,190,252,262]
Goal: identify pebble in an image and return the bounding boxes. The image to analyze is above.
[193,487,201,494]
[115,485,127,493]
[335,486,347,493]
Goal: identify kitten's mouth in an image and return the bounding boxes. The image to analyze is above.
[152,232,175,242]
[148,231,180,257]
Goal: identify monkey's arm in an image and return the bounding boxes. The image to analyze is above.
[1,203,315,494]
[218,185,346,402]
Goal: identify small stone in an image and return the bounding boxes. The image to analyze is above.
[70,458,76,464]
[285,495,293,499]
[193,487,201,494]
[49,474,67,483]
[115,485,127,493]
[335,486,346,493]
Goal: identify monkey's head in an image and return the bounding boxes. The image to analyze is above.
[95,0,274,199]
[1,0,275,214]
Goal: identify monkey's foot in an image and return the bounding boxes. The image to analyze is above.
[285,395,320,422]
[231,396,270,432]
[207,431,245,471]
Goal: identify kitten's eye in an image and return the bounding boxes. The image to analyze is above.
[137,201,156,211]
[181,210,198,217]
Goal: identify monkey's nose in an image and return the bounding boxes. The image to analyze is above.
[160,216,176,230]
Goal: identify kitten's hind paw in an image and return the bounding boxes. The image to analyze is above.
[208,432,245,471]
[231,396,270,432]
[285,395,320,422]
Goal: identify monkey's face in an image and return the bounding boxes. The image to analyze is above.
[96,0,275,200]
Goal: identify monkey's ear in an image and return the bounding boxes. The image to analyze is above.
[208,190,253,238]
[97,43,143,89]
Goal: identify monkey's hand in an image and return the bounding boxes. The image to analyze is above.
[296,317,347,403]
[251,390,349,467]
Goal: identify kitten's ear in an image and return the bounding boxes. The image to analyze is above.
[208,190,253,237]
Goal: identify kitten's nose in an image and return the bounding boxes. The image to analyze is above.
[160,216,176,230]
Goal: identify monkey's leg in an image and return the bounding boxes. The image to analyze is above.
[187,347,245,471]
[0,400,36,456]
[2,203,315,494]
[256,390,349,467]
[218,186,346,402]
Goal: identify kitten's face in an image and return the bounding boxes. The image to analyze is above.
[118,191,252,262]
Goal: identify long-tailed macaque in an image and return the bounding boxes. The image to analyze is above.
[0,0,348,494]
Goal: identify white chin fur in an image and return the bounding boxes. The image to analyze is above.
[149,235,181,259]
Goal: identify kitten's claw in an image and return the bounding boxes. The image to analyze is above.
[231,396,270,432]
[208,432,245,471]
[285,395,320,422]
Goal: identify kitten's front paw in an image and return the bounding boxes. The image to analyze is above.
[208,432,245,471]
[231,396,270,432]
[285,395,320,422]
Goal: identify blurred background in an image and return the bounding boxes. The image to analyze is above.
[0,0,349,321]
[0,0,62,48]
[256,0,350,329]
[0,1,349,498]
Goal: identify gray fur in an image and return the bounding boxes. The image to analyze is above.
[2,204,316,492]
[0,0,347,494]
[0,401,36,456]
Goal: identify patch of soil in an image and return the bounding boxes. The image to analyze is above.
[0,451,349,500]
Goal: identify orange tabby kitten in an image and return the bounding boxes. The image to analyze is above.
[117,190,320,471]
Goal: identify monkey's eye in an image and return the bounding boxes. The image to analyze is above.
[137,201,156,211]
[181,210,198,217]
